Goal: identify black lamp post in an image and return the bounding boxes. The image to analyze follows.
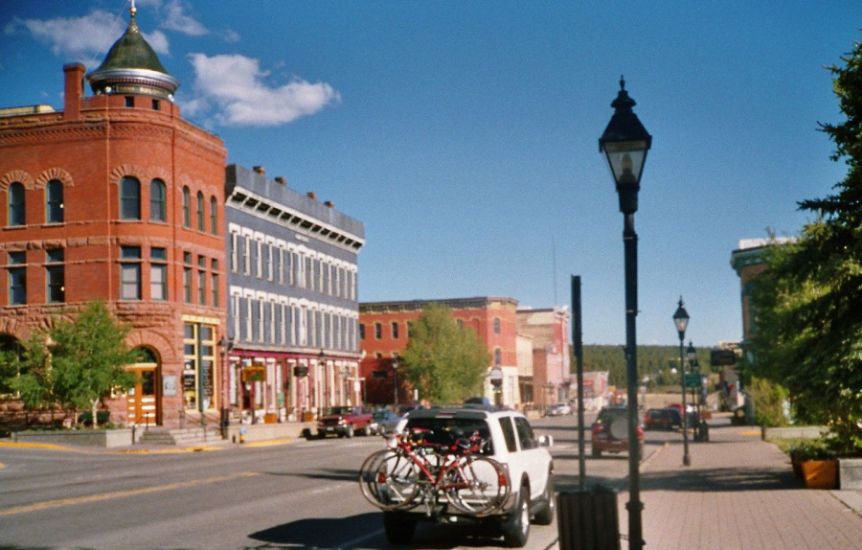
[599,76,652,550]
[673,298,691,466]
[218,336,234,439]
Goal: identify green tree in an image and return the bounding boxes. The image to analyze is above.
[748,41,862,453]
[401,304,490,404]
[8,333,54,408]
[49,302,138,428]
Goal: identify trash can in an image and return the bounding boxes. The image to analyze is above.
[557,485,620,550]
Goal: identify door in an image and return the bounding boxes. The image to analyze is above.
[128,367,159,425]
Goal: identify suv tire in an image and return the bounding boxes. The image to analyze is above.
[533,471,555,525]
[345,425,355,438]
[383,511,416,545]
[501,485,530,547]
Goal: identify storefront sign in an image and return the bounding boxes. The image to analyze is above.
[242,366,266,382]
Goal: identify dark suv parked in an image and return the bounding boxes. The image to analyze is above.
[591,406,644,458]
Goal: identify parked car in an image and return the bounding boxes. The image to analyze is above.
[546,403,572,416]
[591,406,644,458]
[316,406,373,438]
[643,407,681,430]
[382,406,555,547]
[368,410,402,435]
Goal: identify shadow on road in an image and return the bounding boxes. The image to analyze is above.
[259,467,358,482]
[247,512,506,549]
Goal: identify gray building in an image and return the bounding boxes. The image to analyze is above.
[225,164,365,423]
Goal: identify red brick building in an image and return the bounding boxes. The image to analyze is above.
[0,8,227,428]
[359,297,520,406]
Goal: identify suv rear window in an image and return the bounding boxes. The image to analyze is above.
[498,416,517,452]
[405,417,493,455]
[596,408,627,425]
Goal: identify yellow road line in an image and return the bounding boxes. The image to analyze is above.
[0,471,258,516]
[0,441,73,451]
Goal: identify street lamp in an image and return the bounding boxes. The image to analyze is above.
[673,298,691,466]
[599,76,652,550]
[218,336,234,439]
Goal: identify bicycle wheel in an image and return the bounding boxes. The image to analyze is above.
[443,455,510,516]
[358,450,420,510]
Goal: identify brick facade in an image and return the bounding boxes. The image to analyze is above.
[0,31,226,427]
[359,297,520,406]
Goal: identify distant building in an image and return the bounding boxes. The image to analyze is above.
[359,297,520,406]
[516,307,571,410]
[0,6,226,428]
[225,164,364,422]
[730,237,794,343]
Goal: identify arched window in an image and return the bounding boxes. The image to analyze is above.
[46,180,64,223]
[196,191,204,231]
[182,186,190,227]
[8,182,25,226]
[209,196,218,234]
[150,179,166,222]
[120,177,141,220]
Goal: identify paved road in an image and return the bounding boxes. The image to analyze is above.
[0,412,668,549]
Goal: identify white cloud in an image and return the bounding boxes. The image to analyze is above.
[10,9,170,64]
[186,53,340,127]
[161,0,208,37]
[143,30,170,55]
[17,10,125,59]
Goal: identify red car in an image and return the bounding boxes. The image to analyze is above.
[591,406,644,458]
[643,408,681,430]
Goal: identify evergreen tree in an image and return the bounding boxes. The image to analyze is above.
[401,304,490,404]
[749,40,862,452]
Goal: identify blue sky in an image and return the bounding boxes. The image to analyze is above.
[2,1,860,347]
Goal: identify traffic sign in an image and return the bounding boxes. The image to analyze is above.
[684,372,701,388]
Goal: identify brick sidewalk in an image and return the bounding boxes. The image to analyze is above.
[615,418,862,549]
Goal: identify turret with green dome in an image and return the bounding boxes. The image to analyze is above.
[87,1,179,100]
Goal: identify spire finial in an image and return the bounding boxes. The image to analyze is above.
[128,0,139,32]
[620,75,626,91]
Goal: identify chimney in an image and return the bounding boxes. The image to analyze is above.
[274,176,286,185]
[324,201,334,208]
[307,191,317,200]
[253,166,266,176]
[63,63,85,121]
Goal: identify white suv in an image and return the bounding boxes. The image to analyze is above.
[382,406,555,547]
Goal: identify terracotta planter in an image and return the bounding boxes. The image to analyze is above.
[801,459,838,489]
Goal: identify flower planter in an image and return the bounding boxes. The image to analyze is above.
[801,459,838,489]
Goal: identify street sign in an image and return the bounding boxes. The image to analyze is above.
[684,372,701,388]
[710,349,737,366]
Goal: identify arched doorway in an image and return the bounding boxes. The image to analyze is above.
[127,347,160,426]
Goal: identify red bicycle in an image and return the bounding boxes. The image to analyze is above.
[358,427,510,516]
